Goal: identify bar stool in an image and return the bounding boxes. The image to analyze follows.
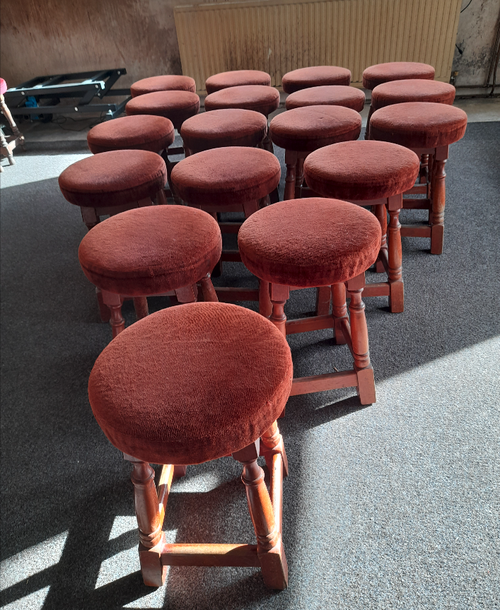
[78,205,221,337]
[285,85,365,111]
[282,66,351,93]
[88,301,292,589]
[370,102,468,254]
[303,140,420,312]
[269,105,361,200]
[205,69,271,94]
[125,90,200,130]
[130,75,196,97]
[239,198,381,404]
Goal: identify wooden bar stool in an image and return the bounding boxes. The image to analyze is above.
[285,85,365,111]
[239,198,381,404]
[131,75,196,97]
[78,206,221,337]
[269,105,361,200]
[303,140,420,313]
[88,301,292,589]
[205,69,271,94]
[370,102,468,254]
[282,66,351,93]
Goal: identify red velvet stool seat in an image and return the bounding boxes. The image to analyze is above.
[285,85,365,111]
[205,69,271,94]
[282,66,351,93]
[130,75,196,97]
[125,90,200,130]
[180,108,268,154]
[78,205,222,337]
[303,140,420,312]
[370,102,468,254]
[239,198,381,404]
[88,301,292,589]
[269,105,362,200]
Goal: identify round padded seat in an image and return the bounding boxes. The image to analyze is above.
[371,79,455,110]
[87,115,175,154]
[125,91,200,129]
[171,146,281,206]
[180,109,268,153]
[59,150,167,208]
[204,85,280,116]
[88,301,293,464]
[131,75,196,97]
[205,70,271,95]
[239,198,381,287]
[285,85,365,111]
[362,61,435,90]
[304,140,420,200]
[370,102,468,149]
[270,105,361,152]
[282,66,351,94]
[78,205,222,296]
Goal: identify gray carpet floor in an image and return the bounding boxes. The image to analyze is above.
[1,122,499,609]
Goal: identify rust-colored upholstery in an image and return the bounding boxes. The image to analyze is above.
[304,140,420,200]
[270,105,361,152]
[285,85,365,111]
[180,109,268,153]
[131,75,196,97]
[88,302,293,464]
[205,70,271,94]
[282,66,351,94]
[171,146,280,206]
[371,79,456,110]
[125,91,200,129]
[78,205,222,296]
[87,115,175,154]
[204,85,280,116]
[239,198,381,287]
[58,150,167,208]
[370,102,468,149]
[362,62,435,90]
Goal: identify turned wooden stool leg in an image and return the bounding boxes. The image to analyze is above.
[331,282,348,345]
[430,152,447,255]
[315,286,331,316]
[259,280,272,318]
[233,441,288,590]
[96,287,111,322]
[387,206,404,313]
[260,421,288,476]
[284,150,297,201]
[102,291,125,337]
[174,284,197,304]
[295,157,305,199]
[420,153,430,184]
[365,105,374,140]
[133,297,149,320]
[269,284,289,337]
[200,273,218,302]
[373,204,388,273]
[260,422,288,535]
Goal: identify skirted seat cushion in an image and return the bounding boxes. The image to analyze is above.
[371,79,456,110]
[125,91,200,129]
[78,205,222,295]
[239,198,381,287]
[131,75,196,97]
[304,140,420,201]
[282,66,351,94]
[180,109,268,153]
[269,105,361,152]
[87,115,175,154]
[88,302,293,465]
[205,70,272,94]
[204,85,280,116]
[58,150,167,208]
[285,85,365,111]
[171,146,281,206]
[362,62,435,90]
[370,102,468,149]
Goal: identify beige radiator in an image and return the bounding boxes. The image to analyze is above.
[174,0,462,93]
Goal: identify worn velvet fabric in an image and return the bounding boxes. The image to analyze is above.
[204,85,280,116]
[304,140,420,200]
[371,79,456,110]
[87,115,175,154]
[58,150,167,207]
[370,102,468,149]
[88,302,293,465]
[269,105,361,152]
[78,205,222,295]
[180,109,268,153]
[282,66,351,94]
[205,70,272,94]
[171,147,281,206]
[239,198,381,287]
[362,62,435,90]
[125,91,200,129]
[285,85,365,112]
[130,75,196,97]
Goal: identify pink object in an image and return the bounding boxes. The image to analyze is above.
[0,79,7,95]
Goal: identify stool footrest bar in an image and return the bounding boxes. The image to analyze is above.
[214,287,260,302]
[285,314,334,334]
[363,282,391,298]
[162,543,260,567]
[403,198,431,210]
[401,224,431,237]
[290,370,358,396]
